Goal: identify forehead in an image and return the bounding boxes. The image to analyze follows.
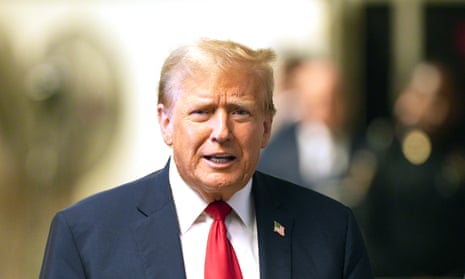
[180,70,264,101]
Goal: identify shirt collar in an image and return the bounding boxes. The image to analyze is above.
[169,156,254,235]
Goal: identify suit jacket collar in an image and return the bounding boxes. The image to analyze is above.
[132,160,187,279]
[253,171,293,279]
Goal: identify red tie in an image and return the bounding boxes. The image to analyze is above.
[204,201,243,279]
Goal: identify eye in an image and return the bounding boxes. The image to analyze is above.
[189,109,211,122]
[192,109,209,115]
[231,108,251,120]
[232,109,250,116]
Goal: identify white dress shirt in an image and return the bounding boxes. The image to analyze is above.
[297,121,350,200]
[169,158,260,279]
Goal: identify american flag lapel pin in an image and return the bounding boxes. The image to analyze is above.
[273,220,285,237]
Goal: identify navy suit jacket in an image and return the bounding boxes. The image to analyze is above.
[258,123,304,187]
[40,161,373,278]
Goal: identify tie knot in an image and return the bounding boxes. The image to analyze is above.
[205,201,232,221]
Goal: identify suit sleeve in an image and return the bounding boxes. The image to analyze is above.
[39,212,87,279]
[343,210,374,279]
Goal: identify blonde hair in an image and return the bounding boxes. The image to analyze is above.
[158,38,276,116]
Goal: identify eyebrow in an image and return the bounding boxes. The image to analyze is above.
[187,94,258,106]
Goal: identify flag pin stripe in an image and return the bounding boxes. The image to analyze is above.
[273,220,285,237]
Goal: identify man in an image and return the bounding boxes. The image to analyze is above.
[40,38,373,278]
[259,56,355,203]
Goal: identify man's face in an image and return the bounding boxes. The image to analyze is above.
[158,71,273,201]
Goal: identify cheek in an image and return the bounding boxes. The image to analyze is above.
[237,124,267,152]
[174,122,209,149]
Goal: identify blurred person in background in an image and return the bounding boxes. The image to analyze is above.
[356,61,465,277]
[258,56,359,203]
[268,56,305,134]
[39,38,373,279]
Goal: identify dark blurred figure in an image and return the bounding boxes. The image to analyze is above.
[357,61,465,277]
[268,56,305,133]
[258,56,360,202]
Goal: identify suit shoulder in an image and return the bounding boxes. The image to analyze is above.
[261,123,297,154]
[59,170,163,221]
[254,171,351,214]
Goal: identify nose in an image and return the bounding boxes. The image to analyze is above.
[210,110,232,143]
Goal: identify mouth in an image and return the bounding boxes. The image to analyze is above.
[203,154,237,164]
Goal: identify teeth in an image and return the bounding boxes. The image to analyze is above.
[211,157,230,163]
[205,155,235,163]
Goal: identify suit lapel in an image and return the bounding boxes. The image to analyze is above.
[132,162,187,279]
[130,164,294,279]
[253,172,293,279]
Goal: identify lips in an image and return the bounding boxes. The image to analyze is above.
[204,154,236,163]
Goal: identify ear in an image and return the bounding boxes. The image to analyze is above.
[260,115,273,148]
[157,103,173,146]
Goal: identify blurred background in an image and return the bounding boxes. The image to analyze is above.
[0,0,464,278]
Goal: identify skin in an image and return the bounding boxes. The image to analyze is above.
[291,60,343,132]
[158,70,273,202]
